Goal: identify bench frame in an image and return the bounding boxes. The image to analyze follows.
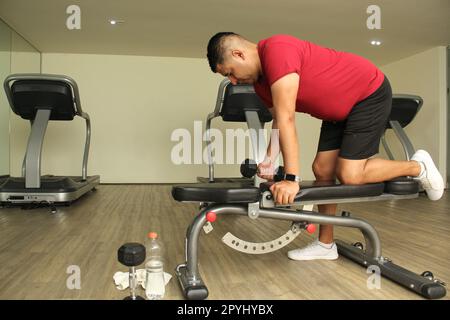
[176,81,445,300]
[175,192,447,300]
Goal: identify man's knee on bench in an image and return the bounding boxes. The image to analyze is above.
[312,161,336,181]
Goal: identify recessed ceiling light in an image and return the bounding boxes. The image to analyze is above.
[370,40,382,46]
[109,19,124,25]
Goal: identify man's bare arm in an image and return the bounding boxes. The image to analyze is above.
[270,73,300,176]
[265,108,279,163]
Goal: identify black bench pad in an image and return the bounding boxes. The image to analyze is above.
[172,182,260,203]
[261,181,385,202]
[384,177,419,194]
[172,178,419,203]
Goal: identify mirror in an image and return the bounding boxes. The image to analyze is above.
[0,19,11,177]
[0,19,41,178]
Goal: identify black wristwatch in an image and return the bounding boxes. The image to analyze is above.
[282,174,301,182]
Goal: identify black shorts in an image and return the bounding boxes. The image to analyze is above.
[317,77,392,160]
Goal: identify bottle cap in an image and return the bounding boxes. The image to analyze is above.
[148,232,158,239]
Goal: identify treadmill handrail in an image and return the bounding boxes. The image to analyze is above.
[391,94,423,126]
[389,120,416,161]
[392,94,423,107]
[4,73,85,115]
[213,79,231,117]
[206,79,231,182]
[4,73,91,181]
[381,94,423,161]
[79,112,91,181]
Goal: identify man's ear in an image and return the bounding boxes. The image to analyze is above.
[215,64,223,74]
[231,50,244,60]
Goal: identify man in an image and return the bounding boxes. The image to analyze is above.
[206,32,444,261]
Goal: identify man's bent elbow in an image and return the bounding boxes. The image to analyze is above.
[276,114,296,125]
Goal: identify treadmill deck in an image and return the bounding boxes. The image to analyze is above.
[0,175,100,204]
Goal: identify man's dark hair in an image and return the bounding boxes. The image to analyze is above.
[207,32,240,72]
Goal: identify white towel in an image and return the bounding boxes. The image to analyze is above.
[113,269,172,290]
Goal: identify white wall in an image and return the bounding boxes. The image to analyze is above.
[10,47,447,184]
[33,53,321,183]
[380,46,448,179]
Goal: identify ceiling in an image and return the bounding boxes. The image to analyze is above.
[0,0,449,65]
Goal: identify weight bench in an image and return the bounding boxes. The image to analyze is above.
[171,79,446,300]
[172,177,447,300]
[172,79,446,299]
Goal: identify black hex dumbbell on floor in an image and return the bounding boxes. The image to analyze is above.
[118,243,146,300]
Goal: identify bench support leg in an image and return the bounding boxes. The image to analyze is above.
[176,204,388,299]
[335,240,446,299]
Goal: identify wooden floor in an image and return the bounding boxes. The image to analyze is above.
[0,185,449,300]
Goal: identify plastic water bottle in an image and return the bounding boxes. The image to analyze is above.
[145,232,165,300]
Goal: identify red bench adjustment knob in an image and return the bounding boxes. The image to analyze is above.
[206,211,217,223]
[306,224,316,234]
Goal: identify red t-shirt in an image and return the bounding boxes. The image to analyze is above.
[253,35,385,121]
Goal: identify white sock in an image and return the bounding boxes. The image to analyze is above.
[318,240,333,249]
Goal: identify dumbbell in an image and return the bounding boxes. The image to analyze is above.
[118,243,146,300]
[273,166,286,182]
[240,158,285,181]
[240,159,258,178]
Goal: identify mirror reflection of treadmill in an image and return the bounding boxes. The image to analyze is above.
[381,94,423,161]
[0,74,100,207]
[199,79,272,185]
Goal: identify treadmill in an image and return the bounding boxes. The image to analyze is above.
[0,74,100,207]
[381,94,423,160]
[198,79,272,184]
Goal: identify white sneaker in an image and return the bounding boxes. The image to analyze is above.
[411,150,444,201]
[287,240,339,261]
